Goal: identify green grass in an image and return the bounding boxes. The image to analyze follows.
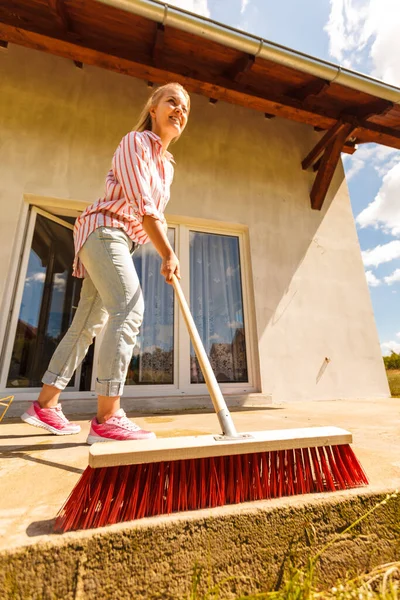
[386,369,400,397]
[188,493,400,600]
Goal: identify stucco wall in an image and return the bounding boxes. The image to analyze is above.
[0,43,389,401]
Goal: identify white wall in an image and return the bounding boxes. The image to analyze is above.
[0,44,389,401]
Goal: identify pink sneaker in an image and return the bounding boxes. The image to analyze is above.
[21,401,81,435]
[86,409,156,444]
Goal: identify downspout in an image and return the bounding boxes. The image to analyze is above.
[97,0,400,104]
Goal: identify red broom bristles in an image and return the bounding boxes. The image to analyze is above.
[54,443,368,533]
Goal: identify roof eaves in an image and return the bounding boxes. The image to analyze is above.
[98,0,400,104]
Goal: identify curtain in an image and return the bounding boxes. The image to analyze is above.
[126,229,175,385]
[190,231,248,383]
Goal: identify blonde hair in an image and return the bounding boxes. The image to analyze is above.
[133,82,190,141]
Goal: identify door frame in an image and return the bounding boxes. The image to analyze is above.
[0,206,83,392]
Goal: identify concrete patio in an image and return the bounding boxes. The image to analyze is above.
[0,396,399,598]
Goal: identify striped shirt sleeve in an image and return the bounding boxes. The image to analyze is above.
[113,131,164,223]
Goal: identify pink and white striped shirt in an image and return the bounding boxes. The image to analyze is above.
[72,130,175,278]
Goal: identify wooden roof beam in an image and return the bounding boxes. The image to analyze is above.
[47,0,71,33]
[302,120,350,170]
[314,141,358,169]
[310,123,355,210]
[2,22,400,150]
[342,141,358,155]
[288,78,330,102]
[152,23,164,67]
[225,54,255,83]
[345,99,394,121]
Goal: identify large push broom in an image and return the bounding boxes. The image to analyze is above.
[55,276,368,532]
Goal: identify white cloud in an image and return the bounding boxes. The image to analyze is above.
[241,0,250,14]
[343,144,400,182]
[342,154,367,181]
[325,0,400,85]
[53,272,67,292]
[384,268,400,285]
[228,320,243,329]
[365,269,380,287]
[166,0,210,18]
[356,162,400,235]
[381,340,400,356]
[25,272,46,285]
[362,240,400,267]
[372,146,400,178]
[209,333,220,340]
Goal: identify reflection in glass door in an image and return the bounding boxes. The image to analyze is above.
[125,229,175,385]
[189,231,248,384]
[6,211,82,389]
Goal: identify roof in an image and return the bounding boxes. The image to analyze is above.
[1,0,400,208]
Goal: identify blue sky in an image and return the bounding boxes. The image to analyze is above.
[171,0,400,355]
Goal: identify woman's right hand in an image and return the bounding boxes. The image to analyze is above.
[161,251,181,284]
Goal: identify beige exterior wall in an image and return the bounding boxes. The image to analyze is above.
[0,44,389,401]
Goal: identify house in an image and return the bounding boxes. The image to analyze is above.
[0,0,399,405]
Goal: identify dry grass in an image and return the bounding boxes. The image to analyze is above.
[386,370,400,397]
[189,493,400,600]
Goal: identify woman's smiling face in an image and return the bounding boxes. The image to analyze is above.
[150,86,189,142]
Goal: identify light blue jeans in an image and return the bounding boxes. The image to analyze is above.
[42,227,144,396]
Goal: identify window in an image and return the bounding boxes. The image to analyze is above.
[1,208,257,396]
[2,209,83,390]
[189,231,248,384]
[125,230,175,385]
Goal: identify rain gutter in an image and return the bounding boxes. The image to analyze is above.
[97,0,400,104]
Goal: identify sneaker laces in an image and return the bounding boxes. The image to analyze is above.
[43,403,69,423]
[110,409,141,431]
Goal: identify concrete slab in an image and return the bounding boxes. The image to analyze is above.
[0,396,399,552]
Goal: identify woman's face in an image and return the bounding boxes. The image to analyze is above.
[150,87,189,142]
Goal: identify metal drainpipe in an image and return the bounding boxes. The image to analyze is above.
[97,0,400,104]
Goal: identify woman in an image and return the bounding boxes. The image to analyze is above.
[21,82,190,444]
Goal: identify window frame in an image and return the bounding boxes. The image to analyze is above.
[0,200,260,398]
[165,215,260,396]
[0,206,84,392]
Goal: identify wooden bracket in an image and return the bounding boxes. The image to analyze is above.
[309,122,354,210]
[302,120,350,170]
[152,23,165,67]
[226,54,255,83]
[342,141,358,155]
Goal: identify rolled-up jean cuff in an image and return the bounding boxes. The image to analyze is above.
[42,370,70,390]
[95,378,124,397]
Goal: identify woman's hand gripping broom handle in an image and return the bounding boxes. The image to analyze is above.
[171,274,238,437]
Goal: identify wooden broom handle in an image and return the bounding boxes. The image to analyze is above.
[171,274,229,416]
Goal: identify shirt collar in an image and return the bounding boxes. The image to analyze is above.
[144,130,175,163]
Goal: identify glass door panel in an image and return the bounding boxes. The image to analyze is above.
[189,231,248,384]
[6,212,82,388]
[125,228,175,385]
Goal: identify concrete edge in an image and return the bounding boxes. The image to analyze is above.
[1,488,399,599]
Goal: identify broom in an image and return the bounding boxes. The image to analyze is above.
[55,275,368,532]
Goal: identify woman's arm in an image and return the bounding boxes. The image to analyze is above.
[142,216,180,284]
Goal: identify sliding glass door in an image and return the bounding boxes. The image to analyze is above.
[1,208,255,395]
[3,209,83,390]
